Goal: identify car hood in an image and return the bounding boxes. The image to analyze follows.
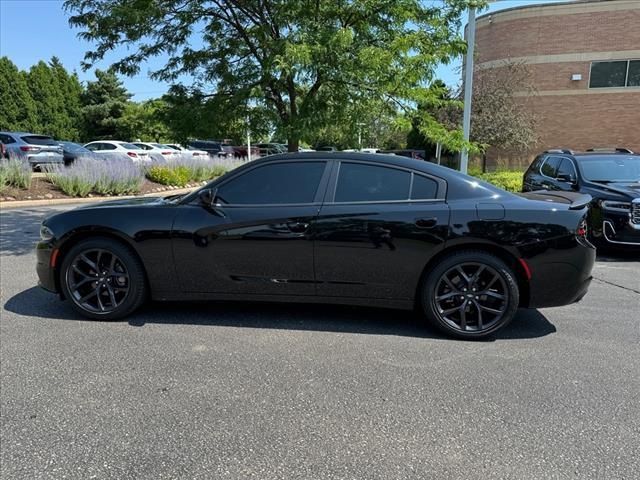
[590,181,640,198]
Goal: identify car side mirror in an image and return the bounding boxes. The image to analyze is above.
[199,188,215,206]
[198,188,226,217]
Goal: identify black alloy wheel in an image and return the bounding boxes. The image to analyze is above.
[60,238,147,320]
[421,251,519,339]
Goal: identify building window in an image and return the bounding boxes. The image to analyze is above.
[589,60,640,88]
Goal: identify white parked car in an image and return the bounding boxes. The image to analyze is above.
[166,143,209,158]
[84,141,151,163]
[132,142,179,162]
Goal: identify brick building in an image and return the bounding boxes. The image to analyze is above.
[473,0,640,168]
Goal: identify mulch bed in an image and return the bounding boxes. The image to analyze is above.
[0,177,204,202]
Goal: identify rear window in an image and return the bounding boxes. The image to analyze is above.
[335,163,411,202]
[21,135,57,146]
[120,143,142,150]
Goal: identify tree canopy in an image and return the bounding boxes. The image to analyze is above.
[65,0,483,151]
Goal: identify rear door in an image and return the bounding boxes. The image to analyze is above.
[313,160,449,300]
[539,156,562,190]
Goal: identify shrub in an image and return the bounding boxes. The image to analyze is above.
[146,165,191,187]
[45,157,144,197]
[0,157,32,189]
[474,170,523,193]
[0,166,8,193]
[145,155,230,186]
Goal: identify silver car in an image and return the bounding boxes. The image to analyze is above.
[0,132,64,170]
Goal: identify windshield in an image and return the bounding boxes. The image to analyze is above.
[59,141,88,152]
[578,155,640,182]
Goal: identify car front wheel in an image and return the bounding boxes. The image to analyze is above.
[421,251,519,339]
[60,238,147,320]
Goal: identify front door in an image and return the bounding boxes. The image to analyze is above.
[172,160,330,296]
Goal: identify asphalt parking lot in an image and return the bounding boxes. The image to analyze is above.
[1,205,638,479]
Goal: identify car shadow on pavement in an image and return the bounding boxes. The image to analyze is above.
[5,286,556,341]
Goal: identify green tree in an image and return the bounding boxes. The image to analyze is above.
[116,99,171,142]
[50,57,83,140]
[65,0,483,151]
[27,61,68,137]
[0,57,38,132]
[160,86,275,145]
[80,69,131,140]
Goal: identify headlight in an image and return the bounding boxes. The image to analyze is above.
[600,200,631,212]
[40,225,55,241]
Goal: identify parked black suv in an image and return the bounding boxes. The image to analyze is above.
[523,148,640,248]
[187,140,230,157]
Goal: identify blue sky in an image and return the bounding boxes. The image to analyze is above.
[1,0,549,101]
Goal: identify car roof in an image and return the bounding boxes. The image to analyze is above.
[1,131,50,137]
[252,151,458,177]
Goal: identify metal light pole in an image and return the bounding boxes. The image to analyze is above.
[357,122,365,150]
[460,6,476,174]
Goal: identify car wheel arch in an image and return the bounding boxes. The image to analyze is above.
[414,242,531,309]
[54,230,150,297]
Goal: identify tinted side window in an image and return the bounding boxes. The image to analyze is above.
[557,159,576,179]
[335,163,410,202]
[217,162,325,205]
[102,143,117,150]
[0,134,15,144]
[541,157,561,177]
[411,174,438,200]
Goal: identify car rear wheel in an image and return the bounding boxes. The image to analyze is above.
[60,238,147,320]
[420,251,519,339]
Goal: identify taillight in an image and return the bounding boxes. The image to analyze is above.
[20,145,40,152]
[127,152,138,158]
[576,219,588,238]
[161,151,172,155]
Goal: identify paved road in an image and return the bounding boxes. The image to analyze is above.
[1,205,638,479]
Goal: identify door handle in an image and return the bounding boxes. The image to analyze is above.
[415,217,438,229]
[286,222,310,233]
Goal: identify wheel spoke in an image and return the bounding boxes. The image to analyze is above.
[72,264,91,279]
[441,305,463,316]
[482,290,505,300]
[96,286,105,311]
[484,274,499,290]
[456,266,471,284]
[459,301,467,330]
[472,300,483,329]
[443,275,459,291]
[78,289,98,303]
[71,277,93,289]
[469,265,485,286]
[478,304,504,315]
[436,291,460,301]
[79,254,97,271]
[106,284,118,308]
[109,254,117,274]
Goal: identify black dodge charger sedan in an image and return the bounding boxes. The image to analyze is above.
[523,149,640,249]
[37,153,595,339]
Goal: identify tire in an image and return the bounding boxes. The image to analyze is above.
[60,237,147,320]
[420,250,519,340]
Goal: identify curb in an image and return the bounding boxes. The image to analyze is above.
[0,186,199,210]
